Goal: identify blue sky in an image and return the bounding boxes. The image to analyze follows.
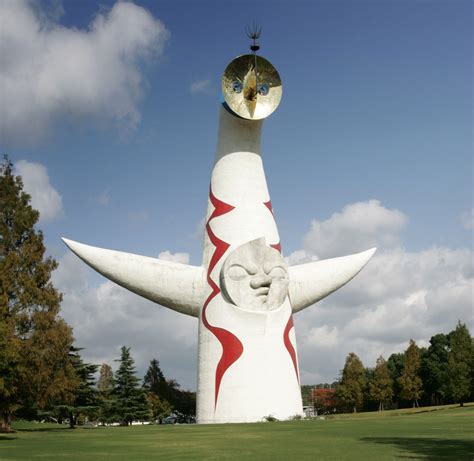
[1,0,472,389]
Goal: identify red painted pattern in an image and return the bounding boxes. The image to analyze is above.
[270,242,282,253]
[263,201,282,254]
[263,200,273,214]
[265,201,296,376]
[283,315,299,383]
[202,188,243,408]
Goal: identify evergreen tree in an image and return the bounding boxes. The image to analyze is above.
[143,359,173,422]
[143,359,168,397]
[0,157,78,432]
[97,363,115,425]
[113,347,150,425]
[398,340,422,407]
[444,322,473,406]
[64,347,99,428]
[387,352,405,407]
[420,333,449,405]
[336,353,366,413]
[368,356,393,411]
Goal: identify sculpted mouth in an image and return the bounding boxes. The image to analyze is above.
[255,287,270,297]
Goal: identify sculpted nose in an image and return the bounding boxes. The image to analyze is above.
[250,274,272,289]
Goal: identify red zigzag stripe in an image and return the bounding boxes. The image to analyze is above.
[283,315,299,383]
[202,188,243,408]
[263,200,282,253]
[266,200,298,381]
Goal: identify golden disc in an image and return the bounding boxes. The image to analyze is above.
[222,54,282,120]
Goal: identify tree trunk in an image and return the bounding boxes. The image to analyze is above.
[378,401,381,412]
[1,411,12,433]
[353,406,356,413]
[460,401,464,407]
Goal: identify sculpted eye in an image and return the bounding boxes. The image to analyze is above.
[257,83,269,96]
[227,265,249,281]
[268,266,287,279]
[232,81,243,93]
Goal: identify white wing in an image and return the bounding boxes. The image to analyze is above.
[289,248,376,313]
[62,238,205,318]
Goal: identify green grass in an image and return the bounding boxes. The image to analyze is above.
[1,404,473,460]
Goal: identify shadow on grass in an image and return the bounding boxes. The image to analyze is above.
[0,436,17,441]
[17,427,71,433]
[361,437,474,460]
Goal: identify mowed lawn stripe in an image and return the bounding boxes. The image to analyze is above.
[0,405,472,460]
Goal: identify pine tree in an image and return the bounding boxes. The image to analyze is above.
[143,359,168,397]
[444,322,473,406]
[0,157,78,432]
[398,340,422,407]
[336,353,366,413]
[65,347,99,428]
[113,347,150,425]
[368,356,393,411]
[143,359,173,422]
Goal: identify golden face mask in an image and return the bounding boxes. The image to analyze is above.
[222,54,282,120]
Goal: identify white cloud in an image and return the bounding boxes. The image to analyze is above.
[285,249,319,265]
[303,199,407,259]
[190,79,212,94]
[294,200,473,384]
[461,209,474,230]
[14,160,63,222]
[53,251,198,389]
[0,0,169,145]
[158,250,190,264]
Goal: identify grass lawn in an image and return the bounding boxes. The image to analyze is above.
[1,404,473,460]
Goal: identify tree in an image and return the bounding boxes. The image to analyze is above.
[143,359,168,397]
[387,352,405,407]
[147,393,173,422]
[312,388,337,413]
[98,364,114,395]
[97,363,115,425]
[62,347,99,428]
[398,340,422,407]
[0,157,78,432]
[143,359,173,422]
[113,347,150,425]
[142,359,196,418]
[420,333,449,405]
[368,356,393,411]
[336,353,366,413]
[444,322,473,406]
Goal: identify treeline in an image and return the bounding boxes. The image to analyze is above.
[304,322,473,414]
[53,346,195,428]
[0,158,194,432]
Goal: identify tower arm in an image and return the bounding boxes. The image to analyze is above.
[62,238,205,318]
[288,248,376,313]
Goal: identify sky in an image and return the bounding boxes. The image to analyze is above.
[1,0,472,390]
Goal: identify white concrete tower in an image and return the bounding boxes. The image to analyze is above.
[62,35,376,424]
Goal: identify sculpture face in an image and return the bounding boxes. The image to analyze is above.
[220,238,289,312]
